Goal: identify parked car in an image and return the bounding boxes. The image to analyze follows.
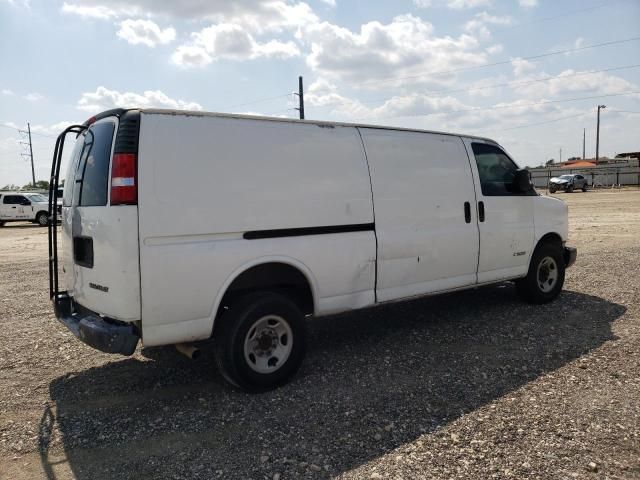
[48,108,577,392]
[549,174,588,193]
[0,192,58,226]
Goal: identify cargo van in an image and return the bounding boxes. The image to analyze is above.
[48,108,576,391]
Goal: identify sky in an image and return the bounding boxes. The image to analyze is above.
[1,0,639,186]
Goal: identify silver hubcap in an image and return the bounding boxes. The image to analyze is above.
[537,256,558,293]
[39,215,48,225]
[244,315,293,374]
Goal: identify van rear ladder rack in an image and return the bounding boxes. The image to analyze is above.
[47,125,89,303]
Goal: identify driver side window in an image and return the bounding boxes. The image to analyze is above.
[471,143,522,196]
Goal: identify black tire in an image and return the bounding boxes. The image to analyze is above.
[0,221,5,227]
[36,212,49,226]
[214,292,306,392]
[582,184,588,192]
[516,241,565,304]
[566,184,574,193]
[549,186,556,194]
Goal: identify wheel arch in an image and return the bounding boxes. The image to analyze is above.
[535,232,563,249]
[210,257,318,336]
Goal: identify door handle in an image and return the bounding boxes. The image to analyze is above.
[11,206,17,209]
[478,201,485,222]
[464,202,471,223]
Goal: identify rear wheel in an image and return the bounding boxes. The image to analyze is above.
[582,183,588,192]
[516,240,565,304]
[36,212,49,226]
[214,292,306,392]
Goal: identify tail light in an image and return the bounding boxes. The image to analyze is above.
[111,153,137,205]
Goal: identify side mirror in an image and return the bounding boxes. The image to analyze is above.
[514,169,533,193]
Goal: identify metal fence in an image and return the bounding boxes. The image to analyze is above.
[530,167,640,190]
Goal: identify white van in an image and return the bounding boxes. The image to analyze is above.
[48,108,576,392]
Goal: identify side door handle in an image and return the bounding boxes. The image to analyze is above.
[464,202,471,223]
[478,201,485,222]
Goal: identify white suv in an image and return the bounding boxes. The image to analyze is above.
[0,192,57,226]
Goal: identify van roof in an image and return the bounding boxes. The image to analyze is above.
[89,108,499,145]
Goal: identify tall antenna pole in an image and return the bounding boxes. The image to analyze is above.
[559,147,562,164]
[296,76,305,120]
[596,105,606,166]
[27,123,36,187]
[19,122,37,187]
[582,128,585,159]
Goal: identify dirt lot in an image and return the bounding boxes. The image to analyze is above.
[1,189,639,480]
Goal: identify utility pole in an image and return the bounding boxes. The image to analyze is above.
[18,122,37,188]
[582,128,586,159]
[596,104,606,165]
[295,76,305,120]
[559,147,562,164]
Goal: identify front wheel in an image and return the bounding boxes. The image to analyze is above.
[566,184,574,193]
[549,186,557,194]
[214,292,306,392]
[36,212,49,226]
[516,241,566,304]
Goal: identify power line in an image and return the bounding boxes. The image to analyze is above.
[313,35,640,91]
[478,112,589,133]
[361,90,640,121]
[518,1,622,26]
[310,63,640,111]
[608,109,640,114]
[0,122,58,139]
[221,93,292,111]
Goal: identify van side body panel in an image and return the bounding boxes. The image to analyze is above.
[359,129,480,302]
[533,195,569,244]
[137,113,376,346]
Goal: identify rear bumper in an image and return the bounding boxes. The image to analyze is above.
[53,293,139,356]
[564,246,577,268]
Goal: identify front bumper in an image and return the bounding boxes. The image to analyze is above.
[564,246,577,268]
[53,293,139,355]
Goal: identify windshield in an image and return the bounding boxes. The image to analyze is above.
[559,175,573,179]
[26,193,47,202]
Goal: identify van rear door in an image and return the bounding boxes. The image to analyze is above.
[61,112,141,322]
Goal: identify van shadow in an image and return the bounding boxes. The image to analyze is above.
[39,285,624,479]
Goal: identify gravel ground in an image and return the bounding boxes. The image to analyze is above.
[0,189,639,480]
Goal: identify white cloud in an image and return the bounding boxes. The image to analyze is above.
[518,0,538,8]
[24,93,43,101]
[512,70,640,99]
[77,86,203,113]
[172,23,300,67]
[464,12,511,40]
[511,57,536,76]
[413,0,491,8]
[171,45,212,67]
[304,15,490,87]
[62,0,319,33]
[2,89,14,96]
[116,19,176,47]
[61,2,115,18]
[319,0,336,6]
